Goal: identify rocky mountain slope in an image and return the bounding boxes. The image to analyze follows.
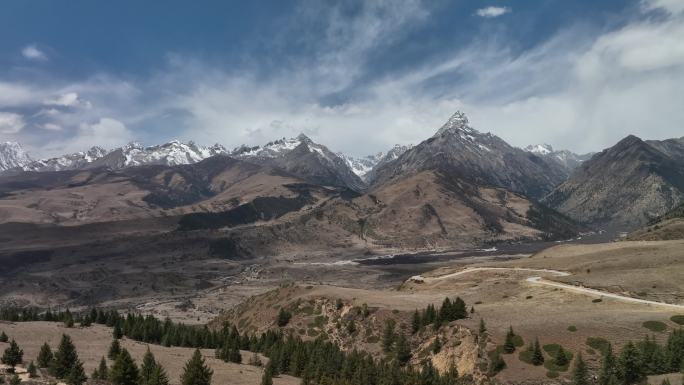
[524,144,592,174]
[0,142,32,171]
[544,135,684,228]
[0,155,342,225]
[627,202,684,241]
[370,112,568,200]
[339,144,413,182]
[231,134,366,191]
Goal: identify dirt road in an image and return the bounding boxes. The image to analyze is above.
[411,267,684,310]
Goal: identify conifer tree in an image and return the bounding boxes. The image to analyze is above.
[9,374,20,385]
[479,319,487,335]
[411,310,421,334]
[108,339,122,360]
[571,353,589,385]
[0,331,8,342]
[276,308,291,327]
[27,360,37,378]
[180,349,213,385]
[395,332,411,365]
[63,309,74,328]
[382,319,396,353]
[503,326,516,353]
[532,338,544,366]
[66,359,87,385]
[1,339,23,370]
[92,356,108,380]
[110,348,139,385]
[140,347,158,385]
[113,323,123,339]
[555,346,569,367]
[431,336,442,354]
[149,364,170,385]
[37,342,53,368]
[618,341,644,385]
[261,363,274,385]
[489,349,506,375]
[229,344,242,363]
[599,343,618,385]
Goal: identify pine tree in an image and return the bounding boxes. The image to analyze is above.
[99,356,108,378]
[395,332,411,365]
[532,338,545,366]
[431,336,442,354]
[1,339,23,370]
[108,339,122,360]
[92,356,108,380]
[382,319,396,353]
[149,365,170,385]
[479,319,487,335]
[276,308,291,327]
[37,342,53,368]
[27,360,37,378]
[113,323,123,339]
[489,349,506,375]
[110,348,140,385]
[140,347,158,385]
[618,341,644,385]
[180,349,213,385]
[411,310,421,334]
[229,344,242,363]
[571,353,589,385]
[9,374,20,385]
[66,359,87,385]
[64,309,74,328]
[599,343,618,385]
[555,346,569,367]
[0,331,8,342]
[503,326,516,353]
[261,362,274,385]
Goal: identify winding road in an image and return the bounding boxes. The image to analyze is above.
[410,267,684,310]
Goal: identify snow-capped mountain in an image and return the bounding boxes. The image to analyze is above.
[87,140,227,170]
[339,145,414,182]
[524,144,592,171]
[24,146,110,172]
[371,111,569,199]
[0,142,32,171]
[232,134,365,191]
[338,153,382,179]
[1,140,228,174]
[525,144,553,155]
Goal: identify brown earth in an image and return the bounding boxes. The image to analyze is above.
[0,322,298,385]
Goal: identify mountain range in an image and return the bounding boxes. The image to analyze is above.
[1,111,682,248]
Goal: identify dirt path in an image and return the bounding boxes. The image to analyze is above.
[411,267,684,310]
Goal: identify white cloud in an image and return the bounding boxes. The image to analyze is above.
[41,123,62,131]
[0,112,26,134]
[43,92,92,108]
[643,0,684,14]
[42,118,132,155]
[476,6,512,18]
[2,1,684,159]
[21,45,47,61]
[0,82,38,107]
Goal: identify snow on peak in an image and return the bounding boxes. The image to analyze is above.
[231,135,310,159]
[0,141,32,171]
[118,140,227,167]
[435,111,475,137]
[525,144,554,155]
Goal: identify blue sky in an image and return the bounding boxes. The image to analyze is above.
[0,0,683,157]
